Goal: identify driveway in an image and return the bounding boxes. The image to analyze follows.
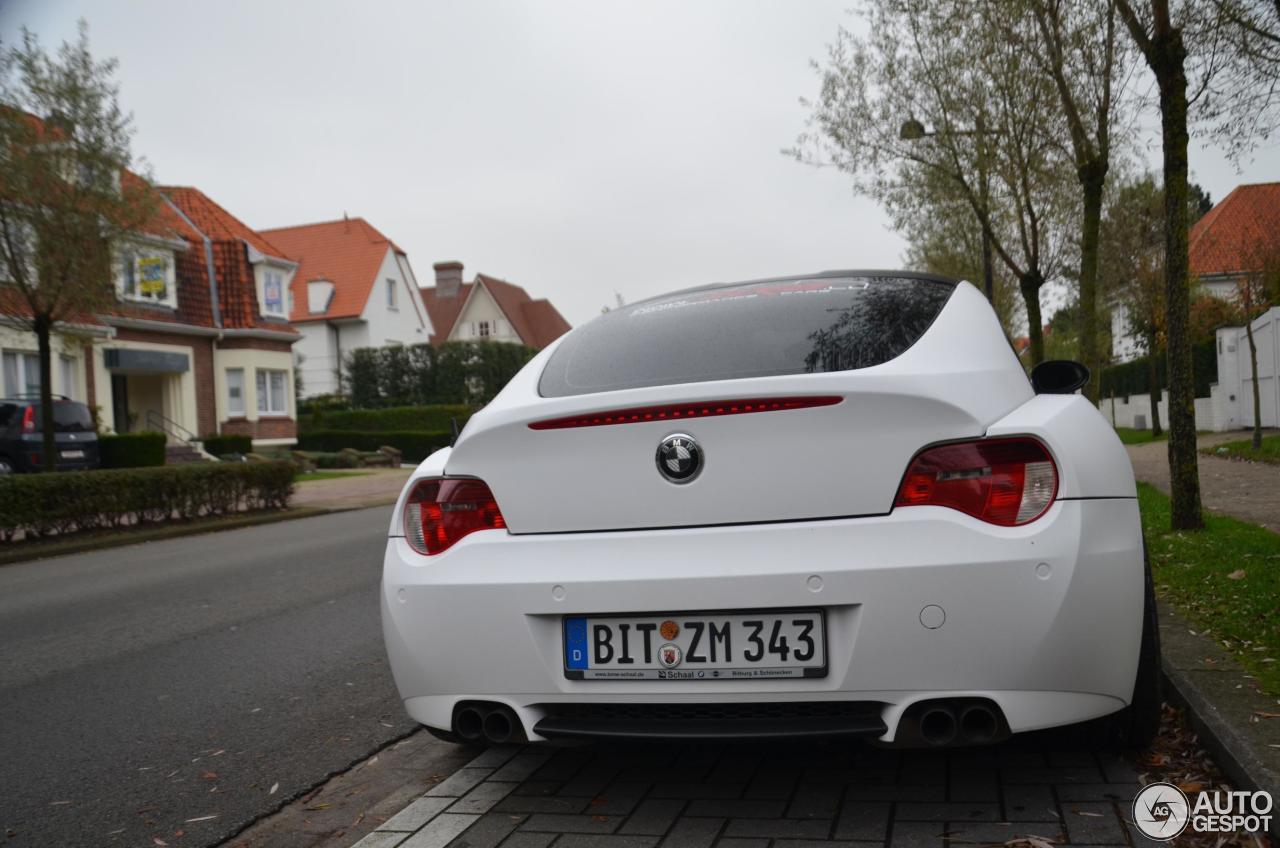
[0,506,410,848]
[1125,430,1280,531]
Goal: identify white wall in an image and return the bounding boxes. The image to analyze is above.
[360,247,429,347]
[449,282,521,343]
[0,325,90,401]
[1096,390,1217,432]
[1229,307,1280,430]
[294,322,339,397]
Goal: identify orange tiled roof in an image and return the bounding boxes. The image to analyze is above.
[419,272,571,349]
[1190,182,1280,278]
[259,217,400,322]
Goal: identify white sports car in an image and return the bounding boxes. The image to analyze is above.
[381,272,1159,748]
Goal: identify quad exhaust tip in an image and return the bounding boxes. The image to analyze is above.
[919,707,958,746]
[453,701,525,745]
[907,699,1006,747]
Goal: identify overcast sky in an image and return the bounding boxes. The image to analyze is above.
[1,1,1276,327]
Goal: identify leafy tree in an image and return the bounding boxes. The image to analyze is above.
[791,0,1077,365]
[1235,237,1280,449]
[0,22,156,469]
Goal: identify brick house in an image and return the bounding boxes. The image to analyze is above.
[419,261,570,348]
[0,179,302,449]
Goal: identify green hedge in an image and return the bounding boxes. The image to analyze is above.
[295,429,452,463]
[0,462,295,542]
[202,434,252,455]
[346,340,537,407]
[98,432,167,468]
[1100,339,1218,399]
[301,404,473,434]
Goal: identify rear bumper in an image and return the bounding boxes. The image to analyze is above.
[381,498,1143,742]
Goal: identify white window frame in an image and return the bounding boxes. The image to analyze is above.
[256,368,289,416]
[259,268,288,318]
[478,320,490,339]
[116,245,178,308]
[3,350,41,396]
[59,355,77,401]
[386,278,397,310]
[226,368,246,417]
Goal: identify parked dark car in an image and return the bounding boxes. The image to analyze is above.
[0,397,100,473]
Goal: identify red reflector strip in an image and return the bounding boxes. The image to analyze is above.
[527,396,843,430]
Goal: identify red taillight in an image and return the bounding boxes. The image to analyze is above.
[528,396,842,430]
[403,477,506,555]
[894,437,1058,526]
[21,406,35,434]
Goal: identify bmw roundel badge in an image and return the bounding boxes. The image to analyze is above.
[656,433,702,484]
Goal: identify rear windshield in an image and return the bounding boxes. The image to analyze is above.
[538,275,957,397]
[33,401,95,432]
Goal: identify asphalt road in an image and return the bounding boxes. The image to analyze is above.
[0,507,416,848]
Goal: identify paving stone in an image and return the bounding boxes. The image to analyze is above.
[845,784,946,802]
[744,766,802,799]
[707,754,761,784]
[1047,750,1100,768]
[619,799,686,835]
[1002,767,1104,785]
[832,800,890,841]
[715,840,770,848]
[656,815,722,847]
[1061,801,1128,844]
[787,782,845,819]
[949,769,1000,803]
[442,811,523,848]
[401,813,481,848]
[464,746,523,770]
[590,780,651,815]
[558,762,624,797]
[1098,758,1142,784]
[553,836,659,848]
[887,821,946,847]
[449,782,518,815]
[494,834,554,848]
[489,754,553,783]
[519,813,621,833]
[512,780,562,797]
[773,841,875,848]
[527,751,593,781]
[894,801,1002,822]
[378,797,454,832]
[944,821,1066,844]
[648,781,745,799]
[493,794,591,814]
[683,798,785,819]
[1001,784,1059,821]
[723,817,833,839]
[1055,783,1141,803]
[428,769,495,798]
[351,832,410,848]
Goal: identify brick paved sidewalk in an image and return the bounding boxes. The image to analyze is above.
[292,468,413,511]
[349,737,1151,848]
[1126,430,1280,532]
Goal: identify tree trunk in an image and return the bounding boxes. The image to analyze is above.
[1155,35,1203,530]
[34,314,56,472]
[1146,335,1162,437]
[1078,160,1107,403]
[1245,319,1262,450]
[1020,272,1046,366]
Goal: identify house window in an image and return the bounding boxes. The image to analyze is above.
[2,351,40,396]
[118,248,177,307]
[59,355,77,400]
[478,320,490,338]
[226,368,245,416]
[386,279,397,309]
[256,369,288,415]
[261,270,286,318]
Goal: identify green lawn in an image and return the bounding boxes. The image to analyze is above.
[1114,427,1168,445]
[296,470,374,483]
[1139,482,1280,696]
[1203,433,1280,466]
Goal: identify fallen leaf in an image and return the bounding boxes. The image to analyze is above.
[1076,811,1103,817]
[305,803,330,811]
[184,814,218,823]
[153,840,168,847]
[269,782,279,795]
[1254,711,1280,720]
[592,815,609,822]
[1227,569,1246,580]
[200,771,217,781]
[1178,782,1203,793]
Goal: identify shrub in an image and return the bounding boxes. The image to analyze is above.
[344,340,537,407]
[295,429,452,463]
[301,404,472,434]
[1100,339,1217,399]
[0,462,295,542]
[98,432,167,468]
[203,434,252,455]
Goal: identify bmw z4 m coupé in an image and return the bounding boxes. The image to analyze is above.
[381,271,1159,748]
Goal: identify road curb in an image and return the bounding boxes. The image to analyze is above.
[1158,602,1280,838]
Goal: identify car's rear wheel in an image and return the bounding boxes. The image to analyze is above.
[1083,544,1161,750]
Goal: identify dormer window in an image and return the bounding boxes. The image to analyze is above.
[261,269,286,318]
[246,244,297,320]
[117,245,177,308]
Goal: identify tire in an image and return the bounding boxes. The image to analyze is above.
[1084,543,1162,750]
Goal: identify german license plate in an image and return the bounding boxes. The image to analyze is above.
[60,450,84,459]
[563,609,826,681]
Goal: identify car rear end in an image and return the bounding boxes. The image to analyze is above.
[8,400,100,471]
[381,272,1144,745]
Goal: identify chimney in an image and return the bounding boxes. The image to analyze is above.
[433,261,464,299]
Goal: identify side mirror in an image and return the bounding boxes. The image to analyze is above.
[1030,359,1089,395]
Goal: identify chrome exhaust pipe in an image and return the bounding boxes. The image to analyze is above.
[483,705,516,744]
[919,706,958,746]
[959,705,998,744]
[454,706,485,742]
